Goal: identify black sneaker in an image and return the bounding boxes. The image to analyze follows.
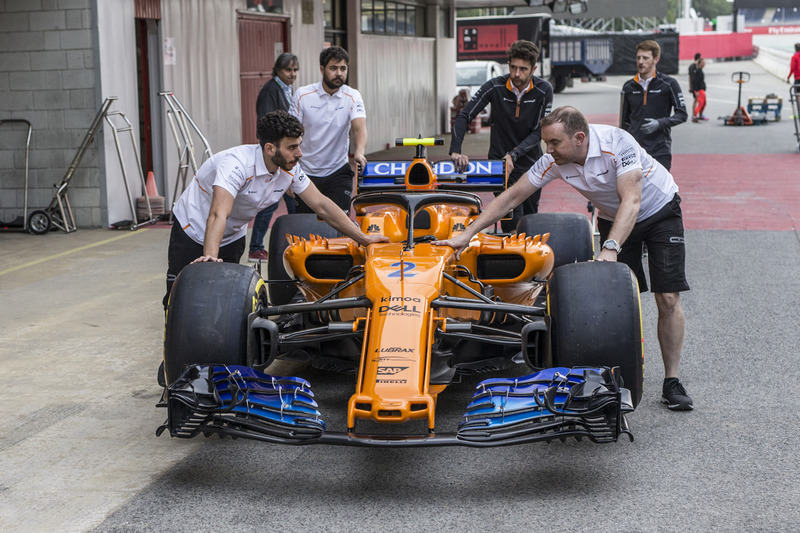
[661,378,693,410]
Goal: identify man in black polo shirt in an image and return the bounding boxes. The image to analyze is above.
[449,40,553,232]
[620,40,688,171]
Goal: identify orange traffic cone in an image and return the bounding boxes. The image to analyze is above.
[145,171,159,197]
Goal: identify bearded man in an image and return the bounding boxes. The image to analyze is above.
[290,46,367,214]
[163,110,385,309]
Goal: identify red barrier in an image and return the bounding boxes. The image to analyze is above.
[679,33,753,60]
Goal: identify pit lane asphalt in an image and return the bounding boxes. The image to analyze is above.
[1,59,798,533]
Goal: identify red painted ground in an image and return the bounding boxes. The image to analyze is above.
[539,153,800,231]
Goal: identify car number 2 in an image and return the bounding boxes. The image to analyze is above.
[388,262,417,278]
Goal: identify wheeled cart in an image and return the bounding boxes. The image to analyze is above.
[0,119,52,234]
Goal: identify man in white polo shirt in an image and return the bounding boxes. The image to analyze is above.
[164,110,386,309]
[434,106,693,411]
[290,46,366,213]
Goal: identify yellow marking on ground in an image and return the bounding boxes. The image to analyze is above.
[0,231,140,277]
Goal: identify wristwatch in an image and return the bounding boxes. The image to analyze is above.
[602,239,621,253]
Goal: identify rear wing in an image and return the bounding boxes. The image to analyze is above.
[358,159,507,193]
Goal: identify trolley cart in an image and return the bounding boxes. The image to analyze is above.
[45,97,116,233]
[791,84,800,153]
[158,91,213,219]
[0,119,52,234]
[104,110,156,230]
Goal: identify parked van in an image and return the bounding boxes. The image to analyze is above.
[455,60,506,125]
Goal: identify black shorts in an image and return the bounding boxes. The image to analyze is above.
[598,194,690,294]
[163,223,245,309]
[295,163,355,214]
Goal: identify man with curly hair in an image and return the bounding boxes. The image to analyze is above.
[163,110,386,310]
[449,40,553,232]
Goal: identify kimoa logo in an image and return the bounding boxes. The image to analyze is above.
[380,296,420,302]
[375,347,414,353]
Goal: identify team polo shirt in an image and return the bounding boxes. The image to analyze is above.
[290,81,366,176]
[172,144,310,246]
[526,124,678,222]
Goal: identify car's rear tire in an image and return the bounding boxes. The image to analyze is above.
[547,261,644,407]
[267,213,342,305]
[163,262,266,384]
[517,212,594,269]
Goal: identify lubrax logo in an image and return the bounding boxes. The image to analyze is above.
[367,223,381,234]
[380,296,420,303]
[375,347,414,353]
[377,366,408,375]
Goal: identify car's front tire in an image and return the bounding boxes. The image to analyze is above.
[163,262,266,385]
[547,261,644,407]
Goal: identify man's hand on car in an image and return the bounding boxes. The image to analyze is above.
[451,152,470,173]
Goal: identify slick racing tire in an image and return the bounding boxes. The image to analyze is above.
[267,214,342,305]
[517,212,593,269]
[547,261,644,407]
[163,262,266,384]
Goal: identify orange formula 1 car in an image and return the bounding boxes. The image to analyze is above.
[158,138,644,448]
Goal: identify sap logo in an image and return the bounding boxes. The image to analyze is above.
[452,222,466,232]
[378,305,420,314]
[374,347,414,353]
[367,223,381,234]
[377,366,408,375]
[380,296,420,303]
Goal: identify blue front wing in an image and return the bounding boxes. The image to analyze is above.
[158,365,633,447]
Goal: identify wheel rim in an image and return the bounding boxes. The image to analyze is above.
[30,213,49,233]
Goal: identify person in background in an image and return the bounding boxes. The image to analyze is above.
[620,40,688,171]
[449,40,553,232]
[248,53,300,262]
[290,46,367,214]
[688,52,701,115]
[691,58,707,122]
[435,106,693,411]
[788,43,800,118]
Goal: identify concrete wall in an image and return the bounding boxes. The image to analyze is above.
[754,45,793,81]
[0,0,101,227]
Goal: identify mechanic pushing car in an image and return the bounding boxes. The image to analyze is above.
[435,106,693,411]
[163,110,387,310]
[449,39,553,232]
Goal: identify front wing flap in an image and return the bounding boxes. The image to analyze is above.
[158,365,633,447]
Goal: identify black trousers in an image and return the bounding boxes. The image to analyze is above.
[295,163,355,214]
[163,223,245,309]
[499,166,541,233]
